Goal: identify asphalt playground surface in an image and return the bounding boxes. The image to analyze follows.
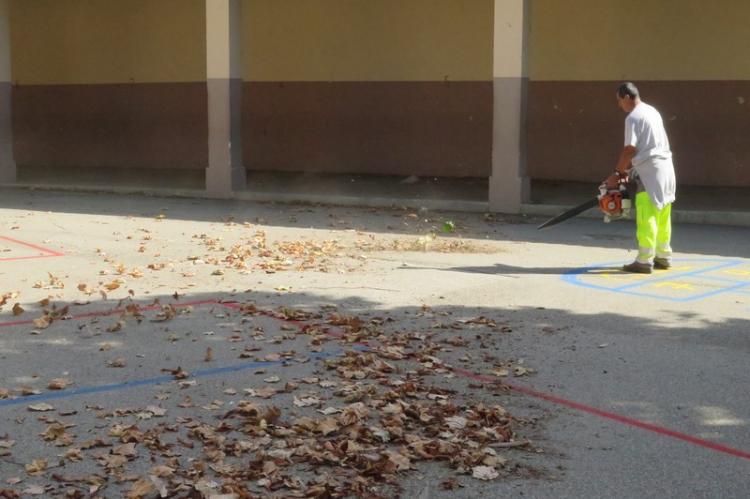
[0,188,748,498]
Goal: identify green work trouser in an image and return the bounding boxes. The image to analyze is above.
[635,192,672,264]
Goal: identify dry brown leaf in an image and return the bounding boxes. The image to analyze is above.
[318,418,339,436]
[245,387,277,399]
[161,366,189,380]
[106,320,125,333]
[125,477,155,498]
[439,477,461,490]
[22,485,46,496]
[145,406,167,417]
[472,465,499,480]
[25,459,47,475]
[107,357,127,368]
[40,423,73,447]
[204,347,213,362]
[385,450,412,471]
[513,366,534,377]
[149,465,174,477]
[48,378,72,390]
[293,396,321,408]
[445,416,468,430]
[12,303,24,316]
[64,448,83,461]
[32,315,51,329]
[28,403,54,412]
[113,442,138,457]
[153,304,176,322]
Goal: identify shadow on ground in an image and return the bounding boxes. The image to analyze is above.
[1,288,749,496]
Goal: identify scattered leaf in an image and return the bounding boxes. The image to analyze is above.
[28,403,55,412]
[472,465,499,481]
[48,378,72,390]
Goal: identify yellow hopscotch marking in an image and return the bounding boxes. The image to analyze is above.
[652,281,694,291]
[595,265,696,280]
[723,269,750,277]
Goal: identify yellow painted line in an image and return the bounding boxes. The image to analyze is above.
[652,281,694,291]
[723,269,750,277]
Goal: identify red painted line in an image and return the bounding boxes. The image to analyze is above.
[451,367,750,461]
[0,254,60,262]
[0,235,64,261]
[0,299,220,328]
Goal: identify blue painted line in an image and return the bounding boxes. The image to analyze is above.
[698,274,750,285]
[591,288,699,303]
[613,282,750,303]
[0,349,360,410]
[675,281,750,302]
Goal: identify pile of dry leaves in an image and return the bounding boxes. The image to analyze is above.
[0,303,538,498]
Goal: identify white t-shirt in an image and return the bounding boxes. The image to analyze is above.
[624,102,676,209]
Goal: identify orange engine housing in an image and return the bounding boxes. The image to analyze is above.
[598,190,624,216]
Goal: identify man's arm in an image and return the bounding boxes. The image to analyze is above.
[615,145,637,174]
[604,145,637,188]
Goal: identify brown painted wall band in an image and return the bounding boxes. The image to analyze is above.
[527,81,750,187]
[0,82,14,180]
[12,83,208,170]
[11,80,492,177]
[242,81,492,177]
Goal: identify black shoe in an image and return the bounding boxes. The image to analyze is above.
[622,261,653,274]
[654,257,671,270]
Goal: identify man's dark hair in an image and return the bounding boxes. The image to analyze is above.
[617,82,639,99]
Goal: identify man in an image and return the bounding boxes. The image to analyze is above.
[606,82,676,274]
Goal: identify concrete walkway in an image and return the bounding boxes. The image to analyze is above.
[5,170,750,227]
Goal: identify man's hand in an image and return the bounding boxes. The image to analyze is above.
[604,172,627,189]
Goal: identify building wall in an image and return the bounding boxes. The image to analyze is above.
[9,0,208,170]
[241,0,494,177]
[528,0,750,187]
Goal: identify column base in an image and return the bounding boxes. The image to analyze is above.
[489,175,529,213]
[205,165,245,199]
[0,81,15,183]
[206,77,244,198]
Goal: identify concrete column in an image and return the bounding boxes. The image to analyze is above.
[205,0,244,198]
[488,0,529,213]
[0,0,15,183]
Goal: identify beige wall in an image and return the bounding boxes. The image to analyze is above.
[242,0,493,82]
[10,0,206,84]
[530,0,750,81]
